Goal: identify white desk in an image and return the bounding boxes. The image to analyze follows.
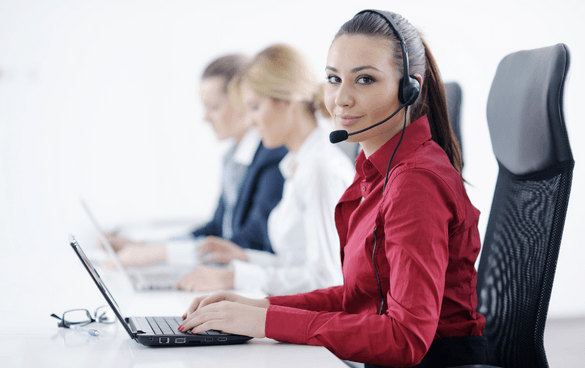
[0,237,347,368]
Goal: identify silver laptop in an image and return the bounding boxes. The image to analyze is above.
[81,199,190,291]
[68,234,252,346]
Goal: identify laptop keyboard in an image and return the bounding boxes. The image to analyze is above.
[146,316,227,336]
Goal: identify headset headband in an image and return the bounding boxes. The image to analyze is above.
[355,9,419,105]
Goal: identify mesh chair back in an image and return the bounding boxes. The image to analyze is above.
[477,43,574,368]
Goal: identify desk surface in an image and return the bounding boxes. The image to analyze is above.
[0,235,347,368]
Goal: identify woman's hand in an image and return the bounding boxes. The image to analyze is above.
[199,236,248,264]
[182,290,270,319]
[179,300,267,338]
[174,266,235,291]
[103,233,142,252]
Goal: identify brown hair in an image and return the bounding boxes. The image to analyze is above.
[335,11,463,174]
[242,44,330,118]
[202,54,250,92]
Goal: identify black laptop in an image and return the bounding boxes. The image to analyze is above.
[68,234,252,346]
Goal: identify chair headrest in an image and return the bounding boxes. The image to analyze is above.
[486,43,572,175]
[444,81,463,144]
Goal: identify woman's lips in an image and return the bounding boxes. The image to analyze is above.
[339,115,363,127]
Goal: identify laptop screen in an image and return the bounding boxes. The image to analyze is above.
[69,234,135,339]
[80,199,130,279]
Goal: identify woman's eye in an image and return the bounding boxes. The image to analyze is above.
[326,75,341,84]
[356,76,375,85]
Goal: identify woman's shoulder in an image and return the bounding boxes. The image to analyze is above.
[388,141,475,221]
[397,140,460,183]
[390,142,465,195]
[304,144,355,179]
[253,144,288,167]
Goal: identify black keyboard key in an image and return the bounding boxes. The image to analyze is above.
[146,317,163,335]
[153,317,175,335]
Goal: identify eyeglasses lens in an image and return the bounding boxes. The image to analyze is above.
[63,309,93,327]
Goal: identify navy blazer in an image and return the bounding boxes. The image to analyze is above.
[191,143,287,253]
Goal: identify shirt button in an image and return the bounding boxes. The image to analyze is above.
[362,186,367,192]
[365,162,373,169]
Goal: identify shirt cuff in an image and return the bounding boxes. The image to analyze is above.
[231,259,267,291]
[165,239,201,266]
[265,304,313,344]
[245,249,280,268]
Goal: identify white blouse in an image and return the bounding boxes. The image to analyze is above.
[232,127,356,295]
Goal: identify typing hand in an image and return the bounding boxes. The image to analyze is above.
[179,300,267,338]
[182,291,270,319]
[198,236,248,265]
[174,266,234,291]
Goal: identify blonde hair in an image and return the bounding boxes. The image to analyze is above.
[242,44,330,118]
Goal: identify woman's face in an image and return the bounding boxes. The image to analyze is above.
[240,82,288,149]
[324,34,404,155]
[199,77,247,141]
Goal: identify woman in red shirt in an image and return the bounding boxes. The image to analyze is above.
[179,10,486,368]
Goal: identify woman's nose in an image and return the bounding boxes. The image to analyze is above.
[335,82,354,108]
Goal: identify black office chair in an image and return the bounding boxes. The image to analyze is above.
[457,43,574,368]
[444,81,464,167]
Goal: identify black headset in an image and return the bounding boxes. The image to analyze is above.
[353,9,421,316]
[356,9,420,106]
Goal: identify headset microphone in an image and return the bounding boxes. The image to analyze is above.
[329,101,409,144]
[329,130,349,144]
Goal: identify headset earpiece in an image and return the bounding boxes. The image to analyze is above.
[399,75,421,106]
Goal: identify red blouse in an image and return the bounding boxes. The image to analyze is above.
[265,116,485,367]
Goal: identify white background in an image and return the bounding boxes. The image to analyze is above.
[1,0,583,318]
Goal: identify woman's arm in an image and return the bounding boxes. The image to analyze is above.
[229,153,285,252]
[179,171,455,366]
[267,285,344,312]
[264,170,455,367]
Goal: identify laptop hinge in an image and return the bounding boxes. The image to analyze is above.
[127,317,146,335]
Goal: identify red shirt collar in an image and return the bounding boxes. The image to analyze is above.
[355,115,432,179]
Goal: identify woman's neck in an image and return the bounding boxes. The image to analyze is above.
[284,108,317,154]
[231,122,250,145]
[361,111,412,158]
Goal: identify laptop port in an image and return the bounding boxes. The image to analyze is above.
[159,337,170,344]
[204,337,213,342]
[218,337,228,342]
[175,337,186,344]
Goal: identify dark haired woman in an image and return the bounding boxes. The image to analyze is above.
[179,11,486,368]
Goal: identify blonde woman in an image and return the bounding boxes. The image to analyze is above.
[175,44,355,295]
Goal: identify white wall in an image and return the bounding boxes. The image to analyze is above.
[1,0,583,318]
